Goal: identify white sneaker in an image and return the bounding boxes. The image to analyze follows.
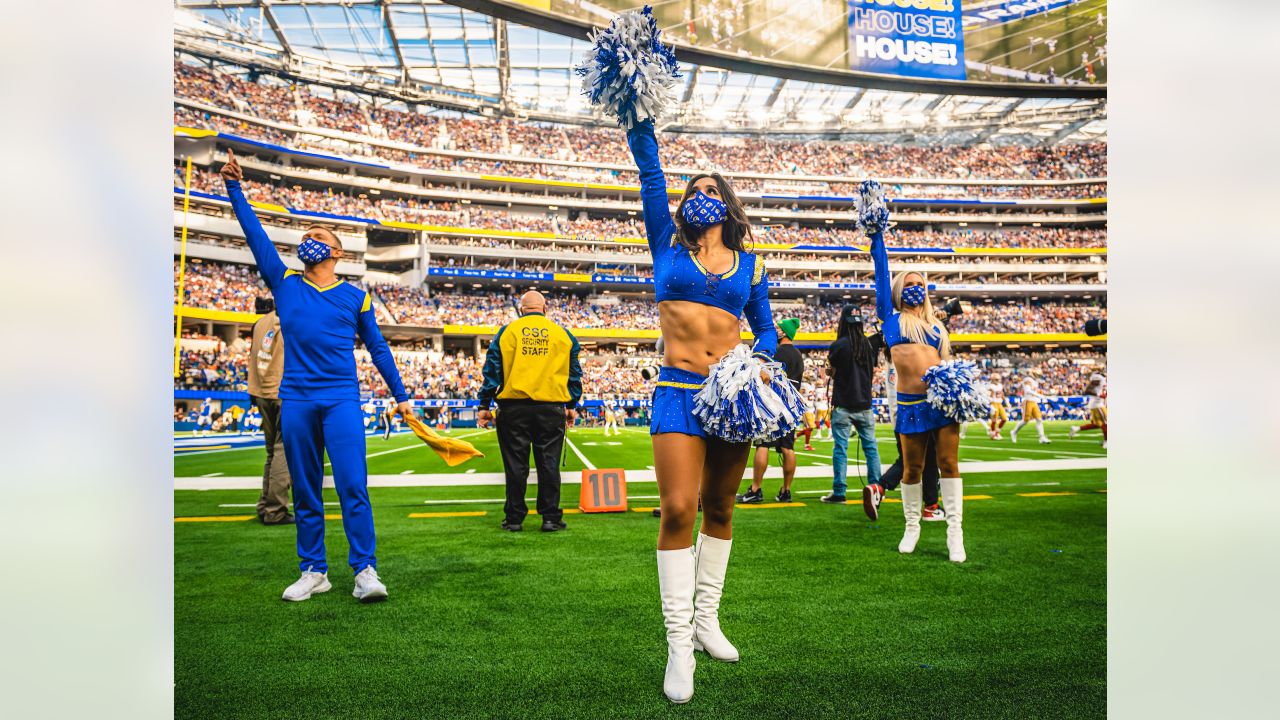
[1101,440,1108,449]
[282,570,331,602]
[1069,426,1080,439]
[1039,438,1051,444]
[1010,431,1018,443]
[353,566,388,603]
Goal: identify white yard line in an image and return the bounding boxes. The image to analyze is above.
[964,444,1102,457]
[200,472,224,478]
[563,436,596,470]
[178,457,1106,490]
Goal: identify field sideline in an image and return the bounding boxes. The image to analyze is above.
[175,421,1105,718]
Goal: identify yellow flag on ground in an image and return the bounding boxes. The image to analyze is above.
[403,414,485,467]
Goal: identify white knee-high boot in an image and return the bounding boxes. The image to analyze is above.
[899,482,923,553]
[941,477,966,562]
[657,548,696,703]
[692,534,739,662]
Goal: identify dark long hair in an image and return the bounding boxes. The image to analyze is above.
[836,304,876,368]
[671,173,754,253]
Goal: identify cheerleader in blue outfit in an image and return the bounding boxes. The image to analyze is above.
[625,119,783,702]
[580,9,803,702]
[221,149,412,603]
[863,182,976,564]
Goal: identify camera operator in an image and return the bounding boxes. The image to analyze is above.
[820,306,882,505]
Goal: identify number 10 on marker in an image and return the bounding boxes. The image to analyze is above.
[579,469,627,513]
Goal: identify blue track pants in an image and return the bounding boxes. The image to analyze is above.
[281,398,376,574]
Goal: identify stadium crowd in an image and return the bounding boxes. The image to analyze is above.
[175,60,1108,183]
[175,259,265,313]
[175,337,1105,413]
[177,163,1107,251]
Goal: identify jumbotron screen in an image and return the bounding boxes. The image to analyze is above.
[543,0,1106,85]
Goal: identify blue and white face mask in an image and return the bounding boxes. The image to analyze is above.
[901,284,927,308]
[681,190,728,229]
[297,237,333,264]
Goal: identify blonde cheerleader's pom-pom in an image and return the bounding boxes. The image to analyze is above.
[855,179,890,234]
[923,360,992,423]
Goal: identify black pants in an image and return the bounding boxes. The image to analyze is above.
[496,402,566,524]
[880,432,940,507]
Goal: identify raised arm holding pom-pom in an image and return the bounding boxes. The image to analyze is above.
[584,9,804,705]
[859,179,980,565]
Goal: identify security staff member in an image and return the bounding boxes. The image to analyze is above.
[478,291,582,533]
[248,296,293,525]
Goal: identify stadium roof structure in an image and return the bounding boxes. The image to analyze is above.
[175,0,1106,143]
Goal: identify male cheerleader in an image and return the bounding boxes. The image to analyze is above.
[223,149,410,603]
[194,397,214,437]
[1010,372,1051,444]
[1070,370,1108,448]
[987,374,1008,440]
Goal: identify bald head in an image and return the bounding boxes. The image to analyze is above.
[518,290,546,315]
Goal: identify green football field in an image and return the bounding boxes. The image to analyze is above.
[175,422,1106,718]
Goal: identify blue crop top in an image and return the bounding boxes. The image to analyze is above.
[871,231,943,351]
[626,121,778,359]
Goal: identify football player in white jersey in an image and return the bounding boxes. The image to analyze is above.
[987,375,1008,440]
[1070,371,1107,448]
[603,395,621,436]
[362,399,377,434]
[1010,374,1050,444]
[799,380,817,451]
[243,405,262,436]
[813,383,831,440]
[194,397,214,437]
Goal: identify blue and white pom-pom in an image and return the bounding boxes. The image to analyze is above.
[574,6,681,129]
[923,360,991,423]
[855,179,890,234]
[693,345,806,443]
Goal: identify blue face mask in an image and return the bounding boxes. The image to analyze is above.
[298,237,333,264]
[901,284,927,307]
[681,190,728,229]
